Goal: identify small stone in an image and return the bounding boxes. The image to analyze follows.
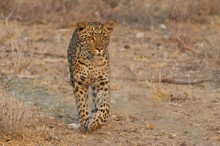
[110,99,116,104]
[124,44,131,49]
[168,133,177,139]
[156,42,161,47]
[112,115,125,121]
[146,122,154,130]
[135,32,145,38]
[48,135,60,141]
[163,35,170,40]
[160,24,166,30]
[217,131,220,134]
[111,115,117,118]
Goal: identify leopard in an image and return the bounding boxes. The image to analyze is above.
[67,21,115,132]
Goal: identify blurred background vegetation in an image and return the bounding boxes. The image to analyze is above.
[0,0,220,27]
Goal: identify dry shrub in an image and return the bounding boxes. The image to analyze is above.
[169,0,220,63]
[169,22,200,51]
[170,0,220,23]
[0,0,99,25]
[100,0,172,27]
[0,22,38,76]
[169,0,206,51]
[0,89,32,135]
[192,0,220,16]
[148,61,193,102]
[0,0,173,27]
[150,82,192,102]
[5,47,37,76]
[1,0,220,27]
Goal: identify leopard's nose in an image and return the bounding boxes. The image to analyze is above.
[95,46,103,51]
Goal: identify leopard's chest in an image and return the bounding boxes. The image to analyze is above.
[74,55,110,78]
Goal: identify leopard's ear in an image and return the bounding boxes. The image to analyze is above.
[104,21,115,32]
[76,22,87,31]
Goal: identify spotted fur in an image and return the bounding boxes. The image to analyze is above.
[67,21,114,131]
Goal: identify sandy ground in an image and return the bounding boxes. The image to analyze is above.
[0,17,220,145]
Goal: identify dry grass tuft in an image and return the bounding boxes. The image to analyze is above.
[150,82,193,102]
[148,63,193,102]
[169,0,205,51]
[0,22,38,76]
[0,89,33,136]
[6,47,37,76]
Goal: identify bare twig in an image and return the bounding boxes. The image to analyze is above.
[4,10,14,26]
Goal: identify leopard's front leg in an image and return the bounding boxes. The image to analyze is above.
[73,81,90,131]
[89,79,110,131]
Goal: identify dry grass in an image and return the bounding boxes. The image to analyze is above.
[168,0,220,75]
[0,0,220,27]
[0,1,219,145]
[168,0,220,52]
[147,60,193,102]
[0,21,38,77]
[0,89,32,136]
[169,0,204,51]
[6,48,37,76]
[170,0,220,23]
[170,23,195,51]
[0,20,70,100]
[148,77,193,102]
[0,22,37,137]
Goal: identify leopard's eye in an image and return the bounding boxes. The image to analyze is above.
[91,37,96,42]
[105,37,109,42]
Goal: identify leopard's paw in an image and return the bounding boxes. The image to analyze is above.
[68,123,81,129]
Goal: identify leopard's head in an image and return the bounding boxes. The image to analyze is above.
[76,21,115,56]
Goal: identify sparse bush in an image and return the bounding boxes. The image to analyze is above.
[0,89,32,135]
[169,0,206,51]
[169,22,199,51]
[170,0,220,23]
[0,22,37,76]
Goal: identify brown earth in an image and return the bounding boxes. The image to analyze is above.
[0,9,220,146]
